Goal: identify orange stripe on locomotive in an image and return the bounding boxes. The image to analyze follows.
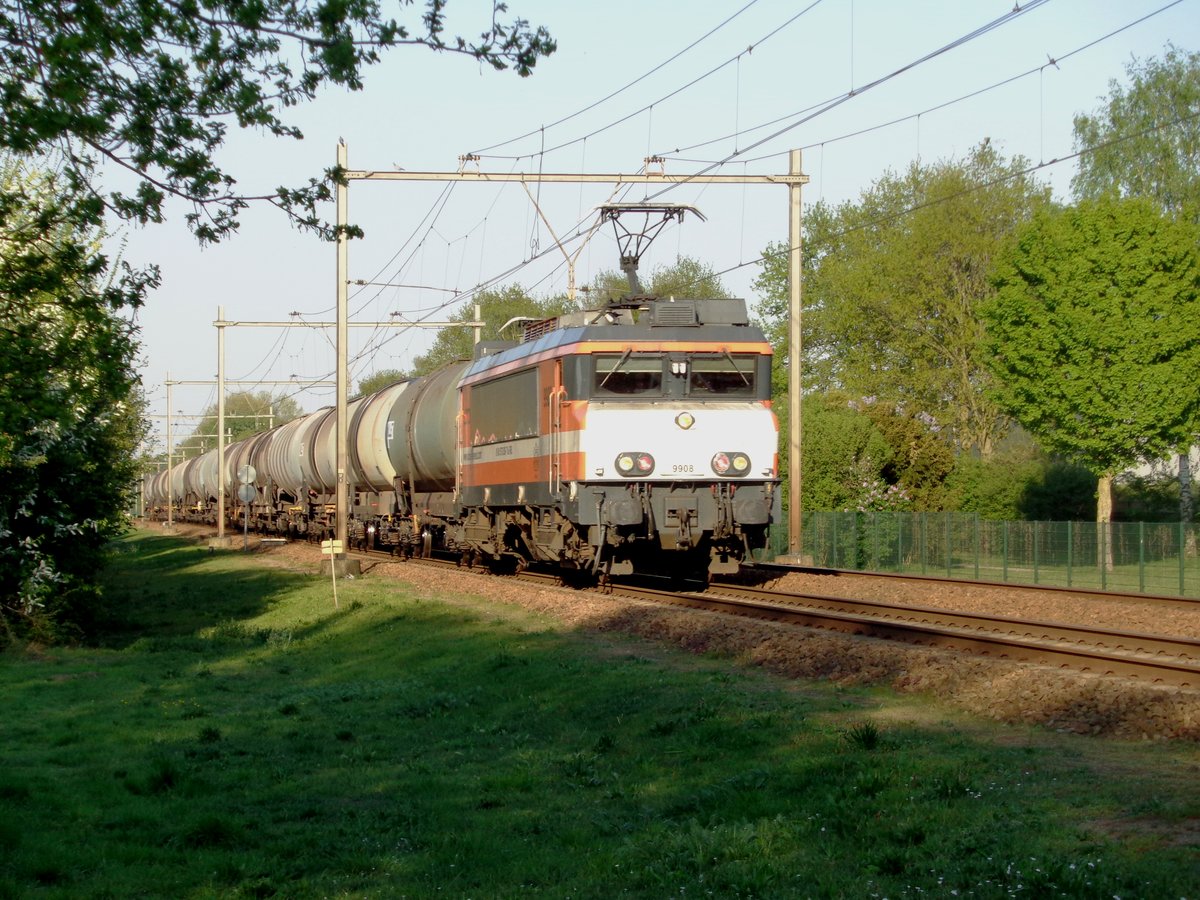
[459,353,590,488]
[459,451,586,487]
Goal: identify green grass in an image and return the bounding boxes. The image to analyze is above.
[1,531,1197,898]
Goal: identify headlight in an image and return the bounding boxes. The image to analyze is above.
[712,452,751,477]
[615,452,655,477]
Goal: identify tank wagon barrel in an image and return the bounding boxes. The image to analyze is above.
[385,361,467,492]
[348,382,411,492]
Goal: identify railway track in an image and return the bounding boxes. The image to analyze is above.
[625,579,1200,689]
[162,525,1200,691]
[339,543,1200,690]
[745,560,1200,609]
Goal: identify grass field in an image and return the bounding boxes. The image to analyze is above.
[1,531,1197,898]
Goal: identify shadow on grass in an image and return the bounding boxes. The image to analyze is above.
[96,532,315,649]
[5,530,1194,897]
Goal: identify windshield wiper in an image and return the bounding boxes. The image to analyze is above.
[724,350,751,386]
[598,349,633,389]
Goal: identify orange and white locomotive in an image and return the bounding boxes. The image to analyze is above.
[454,296,780,576]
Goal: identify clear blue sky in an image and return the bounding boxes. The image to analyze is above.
[122,0,1198,452]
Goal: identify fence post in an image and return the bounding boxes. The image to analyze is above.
[1033,521,1039,584]
[872,511,880,570]
[1067,521,1073,588]
[945,512,952,577]
[1101,522,1107,591]
[1138,521,1145,594]
[1003,520,1009,583]
[973,512,980,580]
[854,512,860,569]
[832,514,839,569]
[920,512,927,575]
[1182,521,1187,598]
[898,514,904,573]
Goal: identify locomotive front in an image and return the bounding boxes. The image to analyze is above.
[457,296,780,578]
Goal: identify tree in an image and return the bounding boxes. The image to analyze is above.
[754,142,1051,457]
[982,197,1200,536]
[0,162,152,641]
[1073,46,1200,218]
[357,368,409,397]
[0,0,555,242]
[945,451,1097,522]
[1072,44,1200,530]
[182,391,303,452]
[410,256,730,377]
[409,285,575,376]
[0,1,552,641]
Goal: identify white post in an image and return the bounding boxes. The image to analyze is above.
[335,141,350,559]
[217,306,227,539]
[166,373,174,531]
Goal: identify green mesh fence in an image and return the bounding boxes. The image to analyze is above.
[763,512,1200,598]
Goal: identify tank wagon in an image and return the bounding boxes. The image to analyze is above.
[145,294,780,578]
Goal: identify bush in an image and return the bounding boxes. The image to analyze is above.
[0,163,153,645]
[799,397,892,512]
[1021,461,1098,520]
[945,453,1096,521]
[1114,474,1191,522]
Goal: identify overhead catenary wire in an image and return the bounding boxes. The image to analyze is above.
[280,178,644,399]
[288,181,459,318]
[654,0,1185,166]
[642,0,1053,202]
[264,1,1037,392]
[476,0,829,162]
[468,0,766,155]
[159,101,1198,439]
[674,109,1200,295]
[185,0,1181,422]
[348,175,640,378]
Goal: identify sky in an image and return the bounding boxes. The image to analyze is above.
[122,0,1199,454]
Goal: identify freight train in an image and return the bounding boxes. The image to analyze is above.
[144,292,781,579]
[146,202,782,578]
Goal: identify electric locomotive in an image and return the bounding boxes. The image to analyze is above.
[452,295,780,577]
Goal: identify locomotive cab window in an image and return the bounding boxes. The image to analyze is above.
[468,368,539,444]
[593,353,663,396]
[687,354,758,397]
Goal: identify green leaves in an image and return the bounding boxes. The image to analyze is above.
[180,391,304,455]
[983,197,1200,480]
[590,255,730,304]
[0,163,154,635]
[1072,45,1200,221]
[0,0,555,242]
[755,142,1051,457]
[408,284,574,376]
[0,2,553,640]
